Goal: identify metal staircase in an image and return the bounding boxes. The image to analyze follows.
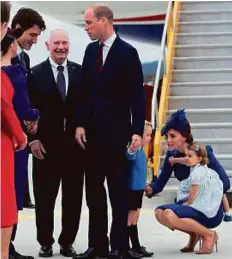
[167,1,232,187]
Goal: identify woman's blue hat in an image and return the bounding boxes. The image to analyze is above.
[161,109,187,136]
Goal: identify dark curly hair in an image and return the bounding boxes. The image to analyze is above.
[11,7,46,31]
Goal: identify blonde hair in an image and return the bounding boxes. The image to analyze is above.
[144,121,153,133]
[187,142,209,165]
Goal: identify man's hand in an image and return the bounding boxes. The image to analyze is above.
[14,133,28,151]
[75,127,87,150]
[30,140,46,160]
[24,120,38,135]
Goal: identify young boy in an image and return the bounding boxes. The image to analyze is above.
[126,121,154,258]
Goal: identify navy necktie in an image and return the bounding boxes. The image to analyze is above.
[20,51,27,70]
[97,42,104,72]
[57,65,66,102]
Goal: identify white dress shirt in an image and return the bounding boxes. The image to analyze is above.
[102,32,117,65]
[49,57,69,95]
[17,46,24,65]
[17,44,24,55]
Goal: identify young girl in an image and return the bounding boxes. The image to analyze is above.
[170,142,223,254]
[169,149,232,222]
[126,121,154,258]
[176,142,223,214]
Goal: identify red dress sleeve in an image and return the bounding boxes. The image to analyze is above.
[1,70,26,145]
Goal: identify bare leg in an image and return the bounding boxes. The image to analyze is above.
[163,209,214,239]
[155,209,175,229]
[155,209,200,251]
[1,227,13,259]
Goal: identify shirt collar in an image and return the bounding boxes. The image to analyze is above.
[17,45,23,56]
[49,57,68,69]
[190,163,201,172]
[102,32,117,48]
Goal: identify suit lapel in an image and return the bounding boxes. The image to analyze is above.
[103,36,120,69]
[43,58,58,90]
[66,61,76,99]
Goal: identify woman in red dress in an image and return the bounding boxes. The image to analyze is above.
[1,2,27,259]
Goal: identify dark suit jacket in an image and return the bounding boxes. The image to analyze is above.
[12,51,31,76]
[28,59,82,150]
[77,35,145,151]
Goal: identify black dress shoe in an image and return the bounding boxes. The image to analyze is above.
[24,202,35,209]
[10,250,34,259]
[39,246,53,258]
[125,250,143,259]
[60,246,76,257]
[133,247,153,257]
[108,250,123,259]
[74,247,108,259]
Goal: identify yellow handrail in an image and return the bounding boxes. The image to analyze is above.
[153,1,182,176]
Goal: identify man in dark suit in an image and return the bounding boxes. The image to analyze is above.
[75,4,145,259]
[9,8,46,259]
[28,29,84,258]
[11,7,46,211]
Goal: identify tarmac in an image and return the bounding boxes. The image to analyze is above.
[16,156,232,259]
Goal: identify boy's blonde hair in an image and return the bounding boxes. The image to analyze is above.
[187,142,209,165]
[144,121,153,133]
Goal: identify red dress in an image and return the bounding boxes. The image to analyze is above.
[1,70,26,228]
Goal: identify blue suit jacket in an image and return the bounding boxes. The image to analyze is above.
[77,36,145,152]
[1,64,39,124]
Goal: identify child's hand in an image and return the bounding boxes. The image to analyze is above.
[178,157,189,165]
[145,185,153,196]
[169,156,175,166]
[128,141,140,153]
[181,156,189,165]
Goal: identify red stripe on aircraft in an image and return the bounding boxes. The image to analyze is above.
[113,14,165,22]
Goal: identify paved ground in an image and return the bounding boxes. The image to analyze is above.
[16,157,232,259]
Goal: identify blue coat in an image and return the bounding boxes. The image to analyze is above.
[2,64,39,210]
[127,148,147,190]
[151,145,230,195]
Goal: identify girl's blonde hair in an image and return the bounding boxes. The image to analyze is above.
[187,142,208,165]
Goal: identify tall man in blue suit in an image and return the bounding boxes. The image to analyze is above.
[9,8,46,259]
[11,7,46,211]
[75,4,145,259]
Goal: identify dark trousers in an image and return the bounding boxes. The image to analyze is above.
[10,149,29,255]
[85,147,128,253]
[24,177,32,206]
[14,149,29,210]
[33,137,84,247]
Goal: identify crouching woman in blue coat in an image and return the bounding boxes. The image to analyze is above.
[145,110,230,254]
